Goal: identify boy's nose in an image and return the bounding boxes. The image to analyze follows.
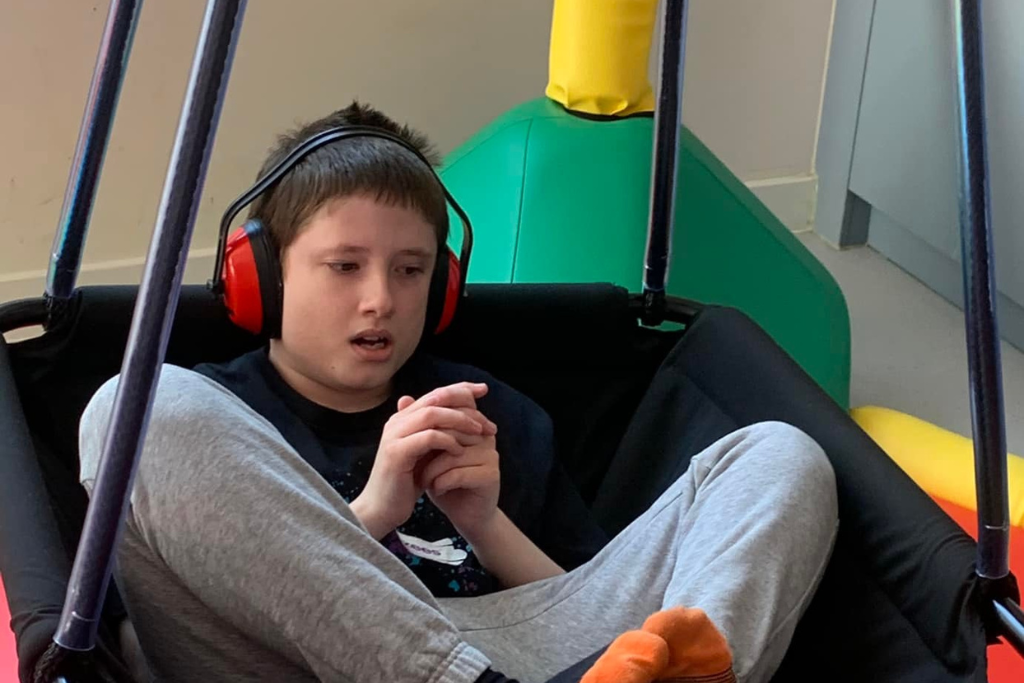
[359,272,394,317]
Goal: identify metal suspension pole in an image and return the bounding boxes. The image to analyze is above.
[52,0,247,655]
[642,0,688,326]
[45,0,142,304]
[951,0,1009,581]
[950,0,1024,656]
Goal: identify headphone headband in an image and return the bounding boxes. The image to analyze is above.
[209,125,473,294]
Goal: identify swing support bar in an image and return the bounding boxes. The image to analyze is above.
[642,0,688,326]
[950,0,1024,654]
[52,0,247,655]
[45,0,142,305]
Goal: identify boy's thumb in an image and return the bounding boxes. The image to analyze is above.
[397,396,415,411]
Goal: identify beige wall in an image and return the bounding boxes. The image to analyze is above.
[680,0,834,181]
[0,0,834,302]
[669,0,836,231]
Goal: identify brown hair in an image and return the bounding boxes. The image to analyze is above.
[248,101,449,256]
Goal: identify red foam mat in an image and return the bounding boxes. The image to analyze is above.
[1,577,15,683]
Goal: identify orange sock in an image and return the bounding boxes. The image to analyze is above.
[643,608,735,682]
[580,608,735,683]
[580,630,669,683]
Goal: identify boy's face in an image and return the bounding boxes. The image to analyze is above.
[268,194,437,412]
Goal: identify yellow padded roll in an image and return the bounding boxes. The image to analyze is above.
[852,405,1024,527]
[546,0,658,117]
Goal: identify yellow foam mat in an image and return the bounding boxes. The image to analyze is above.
[852,405,1024,526]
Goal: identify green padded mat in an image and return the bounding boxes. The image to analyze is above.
[440,98,851,407]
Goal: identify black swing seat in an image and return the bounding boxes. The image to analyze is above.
[0,282,1014,682]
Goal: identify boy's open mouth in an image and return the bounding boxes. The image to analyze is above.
[350,330,393,352]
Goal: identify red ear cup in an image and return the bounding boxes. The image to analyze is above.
[435,248,461,334]
[221,226,265,335]
[221,220,283,338]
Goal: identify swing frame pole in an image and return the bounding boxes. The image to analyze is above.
[951,0,1009,582]
[45,0,142,305]
[950,0,1024,654]
[642,0,688,326]
[51,0,246,656]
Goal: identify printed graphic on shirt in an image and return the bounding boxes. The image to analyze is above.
[329,466,497,597]
[395,531,469,566]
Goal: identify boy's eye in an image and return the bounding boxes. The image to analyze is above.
[328,262,358,273]
[399,265,426,277]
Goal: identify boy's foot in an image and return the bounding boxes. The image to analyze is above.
[579,630,669,683]
[581,607,736,683]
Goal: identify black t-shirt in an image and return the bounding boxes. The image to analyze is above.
[193,349,608,597]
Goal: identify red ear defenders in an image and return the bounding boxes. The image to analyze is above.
[208,125,472,339]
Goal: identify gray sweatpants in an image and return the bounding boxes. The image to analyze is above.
[78,365,838,683]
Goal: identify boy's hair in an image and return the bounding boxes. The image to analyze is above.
[248,101,449,256]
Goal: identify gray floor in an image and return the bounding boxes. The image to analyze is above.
[799,232,1024,454]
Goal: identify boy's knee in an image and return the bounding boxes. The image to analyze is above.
[147,366,230,437]
[79,365,248,493]
[736,421,837,510]
[86,367,195,441]
[733,423,839,574]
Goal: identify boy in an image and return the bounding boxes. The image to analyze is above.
[78,103,838,683]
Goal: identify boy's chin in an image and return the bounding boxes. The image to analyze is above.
[333,357,401,393]
[337,364,391,387]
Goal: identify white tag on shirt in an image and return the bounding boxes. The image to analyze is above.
[395,531,469,566]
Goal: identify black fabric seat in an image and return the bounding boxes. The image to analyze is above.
[0,283,1007,682]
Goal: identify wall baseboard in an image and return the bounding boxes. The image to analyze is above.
[745,174,819,233]
[0,249,217,306]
